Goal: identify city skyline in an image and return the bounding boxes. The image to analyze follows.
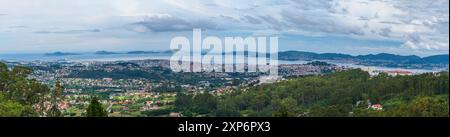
[0,0,448,56]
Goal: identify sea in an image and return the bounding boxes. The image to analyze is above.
[0,53,445,73]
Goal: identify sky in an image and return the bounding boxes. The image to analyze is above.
[0,0,448,56]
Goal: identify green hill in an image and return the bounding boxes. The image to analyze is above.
[176,69,449,117]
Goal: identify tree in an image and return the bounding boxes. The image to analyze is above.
[215,98,240,117]
[46,81,64,117]
[272,97,298,117]
[86,96,107,117]
[0,94,27,116]
[408,96,448,117]
[308,105,352,117]
[47,104,62,117]
[174,93,192,111]
[192,93,217,114]
[0,62,49,116]
[53,81,64,101]
[145,69,450,117]
[10,66,33,78]
[0,62,8,91]
[249,93,270,111]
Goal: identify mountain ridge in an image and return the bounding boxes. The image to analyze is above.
[278,50,448,64]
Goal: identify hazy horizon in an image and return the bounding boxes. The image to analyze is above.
[0,49,448,58]
[0,0,448,57]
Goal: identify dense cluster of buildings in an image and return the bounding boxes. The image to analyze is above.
[4,59,387,117]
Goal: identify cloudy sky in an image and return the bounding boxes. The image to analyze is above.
[0,0,448,56]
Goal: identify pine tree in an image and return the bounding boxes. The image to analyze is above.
[46,81,64,117]
[86,96,107,117]
[53,81,63,100]
[47,104,62,117]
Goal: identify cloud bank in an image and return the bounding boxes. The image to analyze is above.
[0,0,448,56]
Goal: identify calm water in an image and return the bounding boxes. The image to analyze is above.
[0,53,443,73]
[0,53,173,62]
[0,53,308,64]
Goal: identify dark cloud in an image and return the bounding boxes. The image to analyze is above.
[128,15,218,32]
[220,15,240,23]
[379,21,402,25]
[290,0,333,11]
[241,15,262,24]
[434,21,449,34]
[358,16,371,21]
[379,27,392,37]
[204,3,219,7]
[422,19,449,35]
[35,29,100,34]
[258,15,287,31]
[281,10,364,35]
[281,10,318,26]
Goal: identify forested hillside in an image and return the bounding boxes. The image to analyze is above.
[0,62,62,116]
[176,69,449,117]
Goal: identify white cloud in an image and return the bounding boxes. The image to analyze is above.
[0,0,447,55]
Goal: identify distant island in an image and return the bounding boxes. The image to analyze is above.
[94,50,173,55]
[278,51,449,69]
[41,50,448,70]
[126,50,173,54]
[126,51,159,54]
[44,52,81,56]
[95,50,119,55]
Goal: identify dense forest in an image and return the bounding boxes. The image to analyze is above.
[66,66,246,86]
[1,62,56,116]
[1,62,104,117]
[175,69,449,117]
[1,61,449,117]
[278,51,449,68]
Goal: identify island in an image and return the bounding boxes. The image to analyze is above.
[44,51,81,56]
[95,50,119,55]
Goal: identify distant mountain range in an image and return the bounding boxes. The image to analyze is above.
[126,51,159,54]
[45,50,173,56]
[95,50,120,55]
[43,50,448,69]
[278,50,448,64]
[278,51,448,69]
[44,52,80,56]
[126,50,174,54]
[95,50,174,55]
